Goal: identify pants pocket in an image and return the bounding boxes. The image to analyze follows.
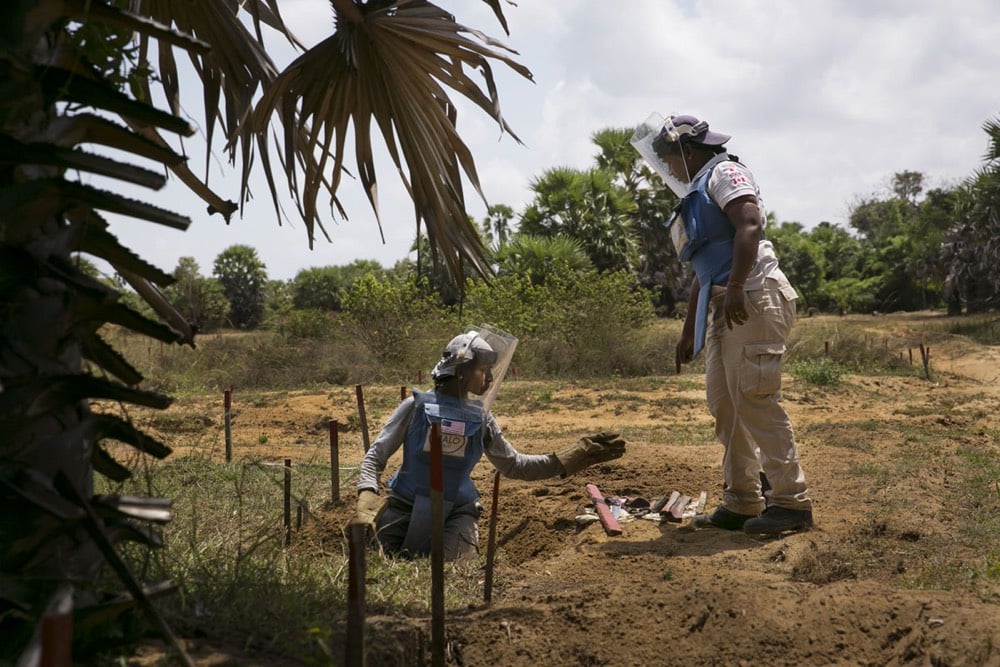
[740,343,786,395]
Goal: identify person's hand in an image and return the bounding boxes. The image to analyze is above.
[675,331,695,372]
[555,432,626,477]
[724,284,748,329]
[354,489,387,533]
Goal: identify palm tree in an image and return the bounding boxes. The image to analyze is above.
[943,115,1000,313]
[0,0,530,661]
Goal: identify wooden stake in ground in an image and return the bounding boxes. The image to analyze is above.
[283,458,292,546]
[329,420,340,504]
[355,384,371,452]
[223,388,232,462]
[429,422,446,667]
[484,470,501,604]
[346,522,367,667]
[585,483,622,536]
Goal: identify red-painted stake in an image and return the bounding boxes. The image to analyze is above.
[429,422,445,667]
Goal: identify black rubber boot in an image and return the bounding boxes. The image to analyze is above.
[692,506,758,530]
[742,506,813,535]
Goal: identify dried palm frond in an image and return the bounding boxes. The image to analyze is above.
[245,0,533,282]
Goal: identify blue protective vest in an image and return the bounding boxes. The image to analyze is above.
[387,390,485,506]
[677,164,735,357]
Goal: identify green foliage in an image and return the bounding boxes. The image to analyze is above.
[341,274,449,374]
[213,245,268,330]
[276,308,338,340]
[787,357,845,386]
[494,234,592,284]
[163,257,230,332]
[520,166,639,273]
[461,266,655,376]
[592,126,686,315]
[292,266,345,311]
[291,260,386,311]
[944,115,1000,313]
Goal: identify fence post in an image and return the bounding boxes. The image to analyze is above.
[919,343,931,380]
[355,384,371,453]
[224,389,232,463]
[284,458,292,546]
[346,522,367,667]
[330,420,340,504]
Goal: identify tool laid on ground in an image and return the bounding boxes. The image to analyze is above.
[664,493,691,523]
[585,483,622,536]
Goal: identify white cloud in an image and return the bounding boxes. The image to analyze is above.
[99,0,1000,280]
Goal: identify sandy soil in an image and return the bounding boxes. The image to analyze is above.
[122,323,1000,666]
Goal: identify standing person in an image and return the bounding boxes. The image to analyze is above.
[354,326,626,561]
[631,113,813,535]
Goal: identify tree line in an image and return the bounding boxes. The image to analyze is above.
[126,116,1000,333]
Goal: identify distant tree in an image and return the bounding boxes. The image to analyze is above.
[292,260,386,311]
[292,267,346,311]
[943,115,1000,313]
[892,170,924,207]
[482,204,516,250]
[341,274,443,367]
[264,279,294,322]
[592,127,685,316]
[766,221,823,308]
[495,234,592,285]
[520,167,638,273]
[848,171,949,312]
[213,245,268,329]
[164,257,229,331]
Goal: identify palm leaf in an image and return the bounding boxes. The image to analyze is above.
[246,0,533,281]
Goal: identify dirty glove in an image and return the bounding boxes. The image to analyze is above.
[354,489,387,532]
[555,432,626,477]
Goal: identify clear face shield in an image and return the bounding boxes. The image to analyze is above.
[467,324,517,413]
[432,324,518,413]
[629,112,704,199]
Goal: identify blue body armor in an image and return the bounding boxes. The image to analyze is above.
[677,164,736,357]
[387,390,485,506]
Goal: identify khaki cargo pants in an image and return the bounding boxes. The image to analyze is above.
[705,279,812,516]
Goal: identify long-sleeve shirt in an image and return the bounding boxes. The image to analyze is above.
[356,396,563,495]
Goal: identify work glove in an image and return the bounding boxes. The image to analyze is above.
[354,489,387,533]
[555,432,626,477]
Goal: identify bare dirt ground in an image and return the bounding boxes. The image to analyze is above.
[124,316,1000,666]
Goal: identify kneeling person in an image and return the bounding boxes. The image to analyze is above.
[354,327,626,561]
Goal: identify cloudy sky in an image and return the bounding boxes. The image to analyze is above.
[103,0,1000,281]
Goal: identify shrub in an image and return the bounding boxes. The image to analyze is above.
[788,357,845,386]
